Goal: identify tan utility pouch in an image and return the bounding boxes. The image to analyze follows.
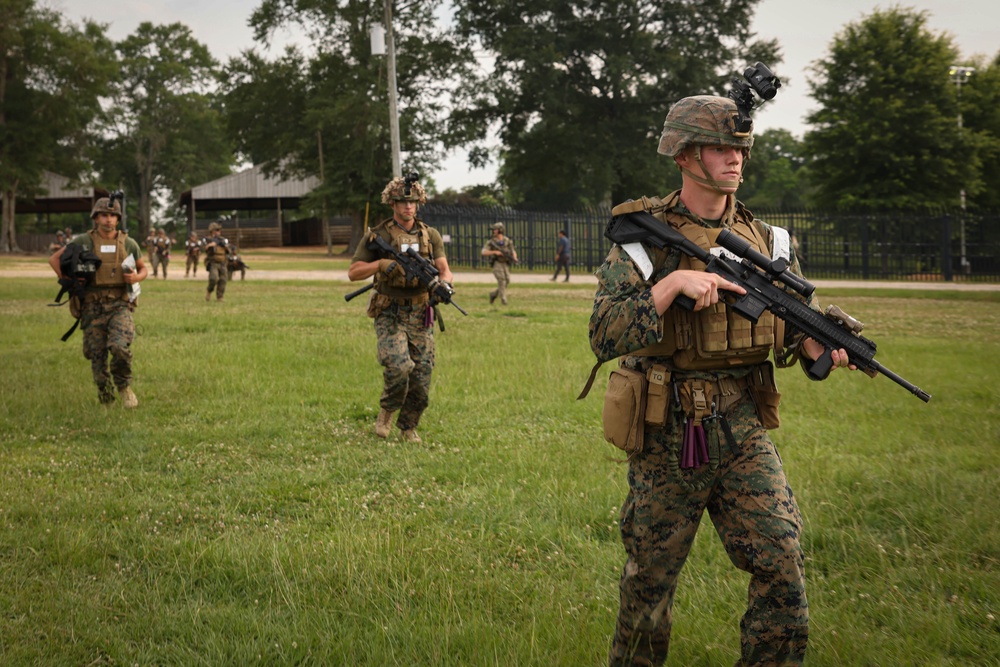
[644,365,671,426]
[69,295,81,319]
[602,367,647,455]
[747,362,781,430]
[366,292,390,319]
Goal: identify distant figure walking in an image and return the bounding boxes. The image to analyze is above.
[551,229,571,282]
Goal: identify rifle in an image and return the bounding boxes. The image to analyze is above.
[345,235,468,317]
[605,210,931,402]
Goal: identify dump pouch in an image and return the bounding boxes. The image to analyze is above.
[602,367,647,455]
[747,361,781,429]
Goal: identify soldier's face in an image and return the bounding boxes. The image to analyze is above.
[93,213,118,234]
[679,145,743,194]
[392,200,416,223]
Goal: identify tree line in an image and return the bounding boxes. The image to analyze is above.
[2,0,998,253]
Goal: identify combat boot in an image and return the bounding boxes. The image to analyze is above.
[400,428,421,443]
[120,387,139,409]
[374,409,395,438]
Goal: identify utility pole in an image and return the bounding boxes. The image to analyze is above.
[384,0,402,178]
[950,65,975,275]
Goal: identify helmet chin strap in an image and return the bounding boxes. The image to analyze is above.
[678,145,745,194]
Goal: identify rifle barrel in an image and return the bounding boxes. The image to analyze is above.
[344,282,375,302]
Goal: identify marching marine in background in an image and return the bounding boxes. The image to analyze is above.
[481,222,518,305]
[185,232,202,277]
[48,195,148,407]
[348,174,453,443]
[152,228,173,279]
[588,65,852,667]
[227,250,250,281]
[204,222,231,302]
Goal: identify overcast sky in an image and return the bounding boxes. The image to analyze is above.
[50,0,998,191]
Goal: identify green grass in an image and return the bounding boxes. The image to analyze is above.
[1,276,998,666]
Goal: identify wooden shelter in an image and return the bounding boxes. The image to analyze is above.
[180,165,322,247]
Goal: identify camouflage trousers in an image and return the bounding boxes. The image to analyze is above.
[207,261,227,298]
[151,253,168,278]
[610,394,807,667]
[81,299,136,397]
[490,263,511,304]
[374,302,435,431]
[186,254,198,276]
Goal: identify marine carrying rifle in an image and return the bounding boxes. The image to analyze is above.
[345,235,467,317]
[605,210,931,402]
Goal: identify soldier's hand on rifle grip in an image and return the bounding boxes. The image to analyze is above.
[801,339,856,379]
[654,269,746,315]
[378,259,404,279]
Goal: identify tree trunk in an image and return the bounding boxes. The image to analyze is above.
[1,186,21,253]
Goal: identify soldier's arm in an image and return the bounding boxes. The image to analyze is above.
[589,246,666,362]
[49,245,67,279]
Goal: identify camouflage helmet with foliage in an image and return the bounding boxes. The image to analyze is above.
[657,95,754,158]
[380,176,427,205]
[90,197,122,219]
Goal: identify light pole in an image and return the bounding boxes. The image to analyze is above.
[371,1,402,178]
[949,65,975,274]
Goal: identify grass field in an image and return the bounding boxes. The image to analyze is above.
[1,269,998,666]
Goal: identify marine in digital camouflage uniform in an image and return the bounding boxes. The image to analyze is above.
[49,197,148,407]
[204,222,231,301]
[481,222,518,305]
[589,95,852,667]
[348,175,454,443]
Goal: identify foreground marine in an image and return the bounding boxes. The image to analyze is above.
[49,196,148,407]
[588,82,853,666]
[348,174,454,443]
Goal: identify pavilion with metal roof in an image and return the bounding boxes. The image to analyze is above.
[180,164,322,247]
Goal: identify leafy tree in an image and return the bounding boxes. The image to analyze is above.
[803,7,972,210]
[0,0,112,252]
[97,22,233,237]
[221,0,476,252]
[961,53,1000,209]
[451,0,779,210]
[739,128,811,209]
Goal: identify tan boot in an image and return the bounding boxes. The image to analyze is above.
[374,408,395,438]
[120,387,139,409]
[400,428,421,443]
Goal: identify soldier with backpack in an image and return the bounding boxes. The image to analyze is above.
[49,196,147,407]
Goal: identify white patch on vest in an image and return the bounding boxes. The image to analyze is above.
[771,226,791,262]
[710,247,742,262]
[400,242,418,253]
[621,242,654,280]
[101,245,116,253]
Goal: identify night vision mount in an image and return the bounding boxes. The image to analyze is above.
[727,62,781,136]
[403,171,420,197]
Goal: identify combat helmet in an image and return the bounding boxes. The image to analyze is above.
[657,95,753,193]
[208,222,222,232]
[90,197,122,219]
[657,95,753,157]
[491,222,505,233]
[380,175,427,205]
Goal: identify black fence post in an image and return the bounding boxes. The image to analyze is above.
[942,214,953,282]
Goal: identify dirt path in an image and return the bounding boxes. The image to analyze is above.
[3,268,998,290]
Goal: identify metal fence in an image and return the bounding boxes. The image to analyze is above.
[420,204,1000,282]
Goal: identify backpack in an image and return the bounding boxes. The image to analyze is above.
[49,243,102,341]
